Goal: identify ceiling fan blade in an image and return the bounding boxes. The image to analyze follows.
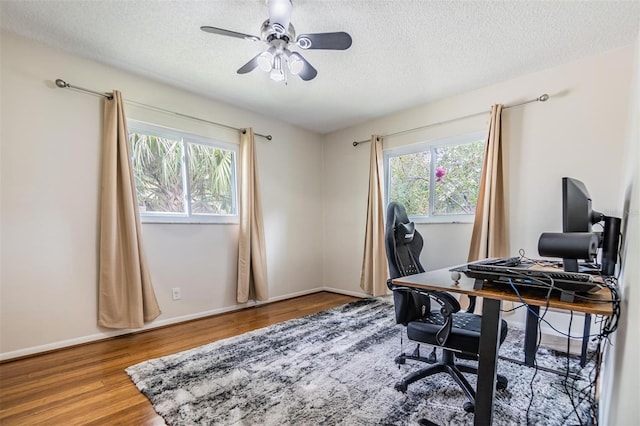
[267,0,293,34]
[200,26,260,42]
[290,52,318,81]
[237,53,262,74]
[296,32,352,50]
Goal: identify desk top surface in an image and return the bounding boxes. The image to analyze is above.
[392,267,615,316]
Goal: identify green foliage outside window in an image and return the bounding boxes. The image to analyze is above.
[388,139,485,217]
[130,133,184,213]
[129,131,235,216]
[188,143,233,214]
[388,151,431,216]
[433,141,484,215]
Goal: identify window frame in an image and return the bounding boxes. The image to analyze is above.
[127,120,239,224]
[383,131,485,224]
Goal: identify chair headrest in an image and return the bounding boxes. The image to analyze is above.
[395,221,416,245]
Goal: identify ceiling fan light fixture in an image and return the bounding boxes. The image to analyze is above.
[269,54,286,81]
[270,69,285,82]
[286,52,304,75]
[257,49,275,72]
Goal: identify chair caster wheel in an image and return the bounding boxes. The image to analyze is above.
[394,381,408,393]
[395,355,406,365]
[463,402,475,413]
[497,375,508,390]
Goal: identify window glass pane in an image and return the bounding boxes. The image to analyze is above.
[388,151,431,216]
[433,140,484,215]
[129,132,185,213]
[188,143,235,215]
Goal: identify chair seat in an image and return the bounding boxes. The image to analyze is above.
[407,311,508,354]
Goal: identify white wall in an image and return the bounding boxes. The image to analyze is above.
[323,46,634,332]
[600,31,640,426]
[0,32,325,359]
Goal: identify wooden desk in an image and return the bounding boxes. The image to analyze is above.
[392,267,615,426]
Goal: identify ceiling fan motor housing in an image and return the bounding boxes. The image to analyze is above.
[261,20,295,45]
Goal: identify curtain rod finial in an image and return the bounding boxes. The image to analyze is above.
[55,79,68,88]
[353,141,359,147]
[266,135,273,141]
[538,94,549,102]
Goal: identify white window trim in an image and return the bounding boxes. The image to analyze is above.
[128,120,239,224]
[383,131,485,224]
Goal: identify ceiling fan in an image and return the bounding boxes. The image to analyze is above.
[201,0,352,82]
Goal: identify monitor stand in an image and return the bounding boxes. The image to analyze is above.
[562,258,600,274]
[562,258,579,273]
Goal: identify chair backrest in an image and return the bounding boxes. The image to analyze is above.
[385,201,430,325]
[385,201,425,279]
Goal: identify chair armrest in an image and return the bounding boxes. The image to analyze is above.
[428,291,460,312]
[387,279,396,291]
[387,281,463,346]
[466,295,477,314]
[418,290,461,346]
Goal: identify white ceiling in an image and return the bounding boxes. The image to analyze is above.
[1,1,639,134]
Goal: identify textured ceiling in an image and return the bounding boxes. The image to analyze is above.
[1,1,639,134]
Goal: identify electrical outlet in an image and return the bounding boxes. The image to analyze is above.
[172,287,181,301]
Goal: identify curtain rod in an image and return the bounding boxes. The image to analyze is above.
[54,79,273,141]
[352,93,549,147]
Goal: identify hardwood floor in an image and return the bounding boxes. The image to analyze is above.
[0,292,358,425]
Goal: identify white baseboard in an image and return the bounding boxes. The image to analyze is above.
[1,304,256,361]
[321,286,371,298]
[7,288,575,362]
[0,287,361,361]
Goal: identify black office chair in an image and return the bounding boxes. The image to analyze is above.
[385,201,508,413]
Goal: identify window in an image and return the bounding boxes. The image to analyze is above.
[384,132,485,223]
[128,121,238,223]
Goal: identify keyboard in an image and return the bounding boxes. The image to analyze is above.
[463,257,602,297]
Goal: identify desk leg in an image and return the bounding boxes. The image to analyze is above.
[475,297,502,426]
[524,306,540,366]
[581,314,591,367]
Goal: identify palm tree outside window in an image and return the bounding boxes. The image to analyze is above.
[128,120,238,223]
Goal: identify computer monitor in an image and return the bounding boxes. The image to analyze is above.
[562,177,603,233]
[561,177,620,276]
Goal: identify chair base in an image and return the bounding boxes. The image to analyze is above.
[394,349,508,413]
[395,344,437,365]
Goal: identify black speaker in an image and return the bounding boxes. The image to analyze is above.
[538,232,599,272]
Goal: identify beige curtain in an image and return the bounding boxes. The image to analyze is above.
[360,135,389,296]
[237,128,268,303]
[98,91,161,329]
[468,104,509,261]
[463,104,510,311]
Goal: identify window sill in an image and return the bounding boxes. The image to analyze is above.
[410,215,475,225]
[140,215,239,225]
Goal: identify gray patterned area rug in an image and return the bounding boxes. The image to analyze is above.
[126,298,595,425]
